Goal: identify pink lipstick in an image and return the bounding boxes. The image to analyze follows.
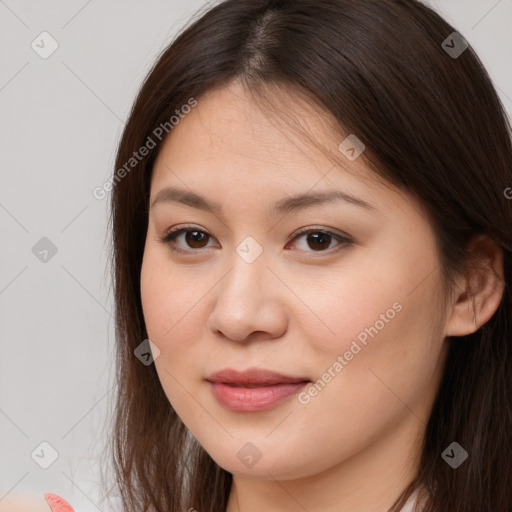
[206,367,310,412]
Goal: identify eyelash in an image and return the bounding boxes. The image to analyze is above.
[157,224,353,256]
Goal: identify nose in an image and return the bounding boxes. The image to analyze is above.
[205,253,288,343]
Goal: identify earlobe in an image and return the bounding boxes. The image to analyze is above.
[444,234,505,338]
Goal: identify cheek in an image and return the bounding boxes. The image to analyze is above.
[140,255,165,337]
[320,280,444,429]
[299,251,445,408]
[140,243,184,327]
[140,248,185,348]
[294,263,405,357]
[314,238,442,357]
[140,252,205,413]
[140,247,211,364]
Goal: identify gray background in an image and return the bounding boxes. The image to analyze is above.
[0,1,511,510]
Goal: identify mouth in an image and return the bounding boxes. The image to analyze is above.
[206,367,311,412]
[206,367,311,387]
[221,382,305,388]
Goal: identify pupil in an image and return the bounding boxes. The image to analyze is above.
[308,232,331,250]
[186,231,207,248]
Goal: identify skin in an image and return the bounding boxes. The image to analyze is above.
[140,81,504,512]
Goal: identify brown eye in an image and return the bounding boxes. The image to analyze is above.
[183,230,210,249]
[161,227,216,252]
[160,225,352,255]
[290,228,351,253]
[304,231,332,251]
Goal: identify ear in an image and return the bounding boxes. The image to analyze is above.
[445,234,505,337]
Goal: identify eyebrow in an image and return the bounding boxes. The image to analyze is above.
[150,186,377,217]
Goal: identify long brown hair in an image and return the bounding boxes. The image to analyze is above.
[105,1,512,511]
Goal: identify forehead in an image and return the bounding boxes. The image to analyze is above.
[152,82,381,191]
[148,82,424,225]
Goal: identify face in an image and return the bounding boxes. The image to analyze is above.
[140,81,450,481]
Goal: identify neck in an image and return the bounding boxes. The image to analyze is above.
[225,411,424,512]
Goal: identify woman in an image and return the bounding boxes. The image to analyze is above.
[103,0,512,511]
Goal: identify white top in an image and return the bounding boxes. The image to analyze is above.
[399,488,423,512]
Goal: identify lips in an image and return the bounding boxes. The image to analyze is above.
[206,367,311,412]
[206,367,311,387]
